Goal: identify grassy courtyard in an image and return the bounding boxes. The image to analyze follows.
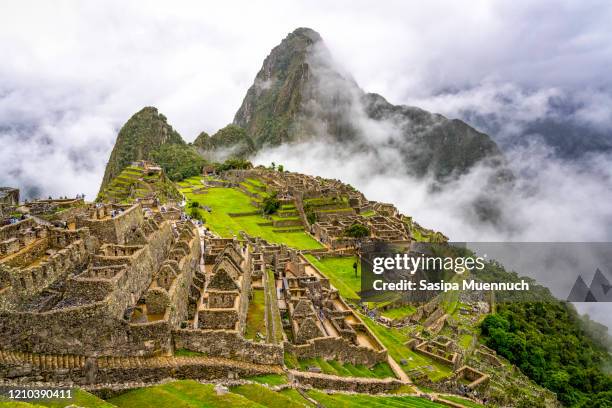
[285,354,395,379]
[303,255,361,300]
[244,289,266,340]
[381,304,417,320]
[180,184,322,250]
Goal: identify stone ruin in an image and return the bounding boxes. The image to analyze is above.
[407,334,462,369]
[0,203,201,357]
[234,235,389,367]
[223,169,416,252]
[24,197,85,216]
[0,188,19,207]
[198,243,249,330]
[0,188,19,220]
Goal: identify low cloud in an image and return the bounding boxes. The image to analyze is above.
[253,140,612,242]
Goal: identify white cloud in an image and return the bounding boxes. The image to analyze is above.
[0,0,610,199]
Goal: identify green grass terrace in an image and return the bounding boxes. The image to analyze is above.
[101,380,452,408]
[179,181,322,250]
[303,255,361,300]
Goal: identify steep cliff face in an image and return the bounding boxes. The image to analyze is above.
[234,27,507,181]
[234,27,318,147]
[100,107,185,191]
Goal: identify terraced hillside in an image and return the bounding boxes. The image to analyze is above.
[97,164,181,204]
[107,380,451,408]
[178,176,321,249]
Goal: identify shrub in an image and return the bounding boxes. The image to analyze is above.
[262,193,281,215]
[344,223,369,238]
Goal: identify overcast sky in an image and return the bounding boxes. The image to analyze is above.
[1,0,612,327]
[1,0,611,199]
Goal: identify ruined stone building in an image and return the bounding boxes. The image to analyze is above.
[0,187,20,220]
[0,203,201,357]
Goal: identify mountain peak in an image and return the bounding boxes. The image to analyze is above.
[99,106,185,191]
[289,27,322,43]
[233,28,506,183]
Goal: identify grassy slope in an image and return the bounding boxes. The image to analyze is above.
[307,390,447,407]
[181,185,322,250]
[303,255,360,300]
[108,380,448,408]
[247,374,288,386]
[108,381,261,408]
[381,305,417,320]
[230,384,304,408]
[438,395,484,408]
[103,380,448,408]
[360,314,452,381]
[297,357,395,379]
[278,389,316,407]
[0,389,114,408]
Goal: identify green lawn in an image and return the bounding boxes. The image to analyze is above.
[246,374,288,386]
[230,384,303,408]
[438,395,484,408]
[296,357,395,379]
[245,289,266,340]
[303,255,361,300]
[245,178,265,187]
[174,348,206,357]
[240,181,268,197]
[307,390,448,407]
[265,269,283,343]
[181,187,322,250]
[278,389,316,407]
[459,333,473,349]
[108,380,259,408]
[359,313,452,382]
[381,305,417,320]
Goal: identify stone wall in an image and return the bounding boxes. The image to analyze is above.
[2,238,89,302]
[0,351,281,385]
[198,308,239,329]
[285,336,387,367]
[289,370,404,393]
[172,329,283,365]
[0,222,175,356]
[0,219,36,242]
[76,204,144,245]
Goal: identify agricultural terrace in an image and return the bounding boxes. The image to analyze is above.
[104,380,451,408]
[178,177,322,250]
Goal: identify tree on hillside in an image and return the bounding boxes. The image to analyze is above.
[215,158,253,172]
[262,193,281,215]
[151,144,205,181]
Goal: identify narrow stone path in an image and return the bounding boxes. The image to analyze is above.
[387,355,411,383]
